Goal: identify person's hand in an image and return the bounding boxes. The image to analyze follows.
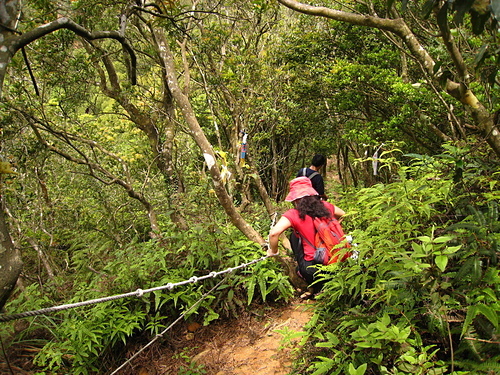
[267,248,278,257]
[262,242,278,257]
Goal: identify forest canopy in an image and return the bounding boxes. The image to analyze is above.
[1,0,499,374]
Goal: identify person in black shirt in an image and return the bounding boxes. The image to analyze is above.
[296,154,327,200]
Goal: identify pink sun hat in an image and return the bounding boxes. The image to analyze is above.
[285,176,319,202]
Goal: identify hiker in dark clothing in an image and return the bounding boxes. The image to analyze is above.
[296,154,327,200]
[267,177,345,296]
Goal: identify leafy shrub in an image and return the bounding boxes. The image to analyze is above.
[297,148,500,375]
[3,219,292,374]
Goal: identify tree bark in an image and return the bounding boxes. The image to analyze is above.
[250,165,275,216]
[0,197,22,311]
[154,31,264,244]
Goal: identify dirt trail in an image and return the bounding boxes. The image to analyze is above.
[147,299,315,375]
[196,299,314,375]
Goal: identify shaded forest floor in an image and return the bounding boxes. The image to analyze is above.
[2,298,315,375]
[133,298,315,375]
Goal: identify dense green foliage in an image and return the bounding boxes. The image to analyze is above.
[293,145,500,374]
[1,0,500,373]
[2,221,294,373]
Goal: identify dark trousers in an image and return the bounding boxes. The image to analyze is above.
[289,232,324,293]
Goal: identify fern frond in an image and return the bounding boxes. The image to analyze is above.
[476,359,500,371]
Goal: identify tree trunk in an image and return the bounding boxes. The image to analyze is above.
[0,198,22,310]
[249,165,275,216]
[154,31,264,244]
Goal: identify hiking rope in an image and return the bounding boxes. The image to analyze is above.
[110,275,228,375]
[0,256,269,323]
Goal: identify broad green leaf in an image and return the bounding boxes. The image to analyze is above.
[348,362,367,375]
[435,255,448,272]
[246,278,256,305]
[443,245,462,254]
[476,303,499,329]
[433,236,454,243]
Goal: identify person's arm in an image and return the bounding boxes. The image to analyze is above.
[267,216,292,257]
[334,206,345,219]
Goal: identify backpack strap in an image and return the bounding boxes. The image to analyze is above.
[308,171,319,180]
[301,168,319,180]
[298,229,315,248]
[293,227,316,257]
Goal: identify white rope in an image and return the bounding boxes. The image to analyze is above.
[0,256,269,322]
[110,275,228,375]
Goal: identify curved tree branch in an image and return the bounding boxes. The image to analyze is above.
[1,17,137,98]
[276,0,500,157]
[154,29,265,244]
[434,4,469,82]
[24,116,162,237]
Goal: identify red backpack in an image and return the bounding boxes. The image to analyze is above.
[303,217,351,265]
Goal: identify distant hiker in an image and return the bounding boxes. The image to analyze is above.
[267,177,346,298]
[297,154,327,200]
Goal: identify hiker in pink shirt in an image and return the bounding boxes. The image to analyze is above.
[268,177,345,296]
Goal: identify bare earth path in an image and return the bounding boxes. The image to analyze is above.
[142,299,315,375]
[203,299,314,375]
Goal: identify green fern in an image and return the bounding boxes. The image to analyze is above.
[475,359,500,371]
[454,357,500,372]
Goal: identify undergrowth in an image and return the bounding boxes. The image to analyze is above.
[1,217,293,374]
[291,144,500,375]
[2,144,499,375]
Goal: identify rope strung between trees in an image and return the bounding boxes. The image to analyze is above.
[0,216,277,375]
[0,255,270,323]
[110,275,228,375]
